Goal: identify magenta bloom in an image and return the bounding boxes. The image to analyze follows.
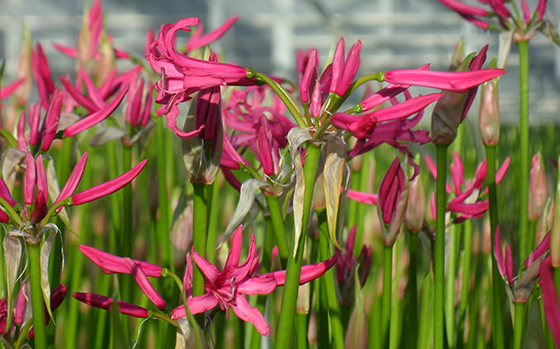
[329,38,362,97]
[494,226,514,285]
[384,68,505,94]
[79,244,162,277]
[538,257,560,347]
[171,225,336,336]
[425,152,510,222]
[72,292,149,318]
[71,159,148,205]
[438,0,548,35]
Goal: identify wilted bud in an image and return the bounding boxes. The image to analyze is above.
[182,83,223,184]
[312,172,326,210]
[528,152,548,221]
[479,58,500,146]
[513,256,543,303]
[377,157,409,246]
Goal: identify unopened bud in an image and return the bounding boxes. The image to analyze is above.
[528,152,548,221]
[296,283,310,314]
[405,159,425,233]
[479,71,500,145]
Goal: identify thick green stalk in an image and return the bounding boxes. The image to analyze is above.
[316,269,330,348]
[406,231,419,349]
[486,145,505,349]
[434,143,449,349]
[265,195,289,268]
[517,40,530,262]
[155,117,173,269]
[354,152,371,257]
[418,272,434,349]
[121,145,133,257]
[206,177,221,264]
[275,143,320,349]
[192,182,209,298]
[382,244,393,348]
[459,219,473,323]
[296,314,308,349]
[249,215,275,349]
[513,302,525,349]
[317,208,344,349]
[445,223,460,349]
[28,242,47,349]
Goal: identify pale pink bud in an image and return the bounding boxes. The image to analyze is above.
[479,77,500,146]
[528,153,548,221]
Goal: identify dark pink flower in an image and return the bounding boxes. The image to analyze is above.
[124,258,168,311]
[494,226,514,284]
[185,16,240,52]
[171,226,336,336]
[72,292,149,318]
[378,157,408,245]
[384,68,505,94]
[329,38,362,97]
[538,257,560,347]
[78,245,163,277]
[71,159,148,205]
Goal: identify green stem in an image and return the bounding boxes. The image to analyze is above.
[459,219,473,324]
[121,145,133,257]
[445,224,460,349]
[275,143,321,349]
[382,244,393,349]
[486,145,505,349]
[28,242,47,349]
[517,40,530,263]
[513,302,525,349]
[354,152,371,257]
[265,195,289,268]
[406,231,419,349]
[155,117,173,269]
[317,208,344,349]
[206,176,221,264]
[434,143,449,349]
[296,314,308,349]
[192,182,209,299]
[249,215,274,349]
[248,70,306,128]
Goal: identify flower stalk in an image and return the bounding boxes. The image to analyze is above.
[434,143,449,349]
[28,242,47,349]
[517,40,530,263]
[276,143,320,349]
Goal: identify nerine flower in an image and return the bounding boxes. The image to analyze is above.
[438,0,550,42]
[171,226,336,335]
[77,225,336,337]
[377,157,409,246]
[0,151,148,228]
[425,151,510,222]
[148,17,256,138]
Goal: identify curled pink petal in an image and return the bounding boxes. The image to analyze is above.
[71,159,148,205]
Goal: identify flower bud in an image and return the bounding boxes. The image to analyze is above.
[377,157,408,246]
[405,159,425,233]
[479,72,500,145]
[528,152,548,221]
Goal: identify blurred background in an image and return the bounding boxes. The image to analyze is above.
[1,0,560,124]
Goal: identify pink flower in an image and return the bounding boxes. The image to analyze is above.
[377,157,408,245]
[78,245,163,277]
[0,78,25,101]
[384,68,505,94]
[335,226,371,304]
[72,292,149,318]
[70,158,148,205]
[494,226,514,285]
[538,257,560,347]
[31,43,56,105]
[171,226,336,336]
[329,38,362,97]
[185,16,240,53]
[124,258,168,311]
[425,152,510,222]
